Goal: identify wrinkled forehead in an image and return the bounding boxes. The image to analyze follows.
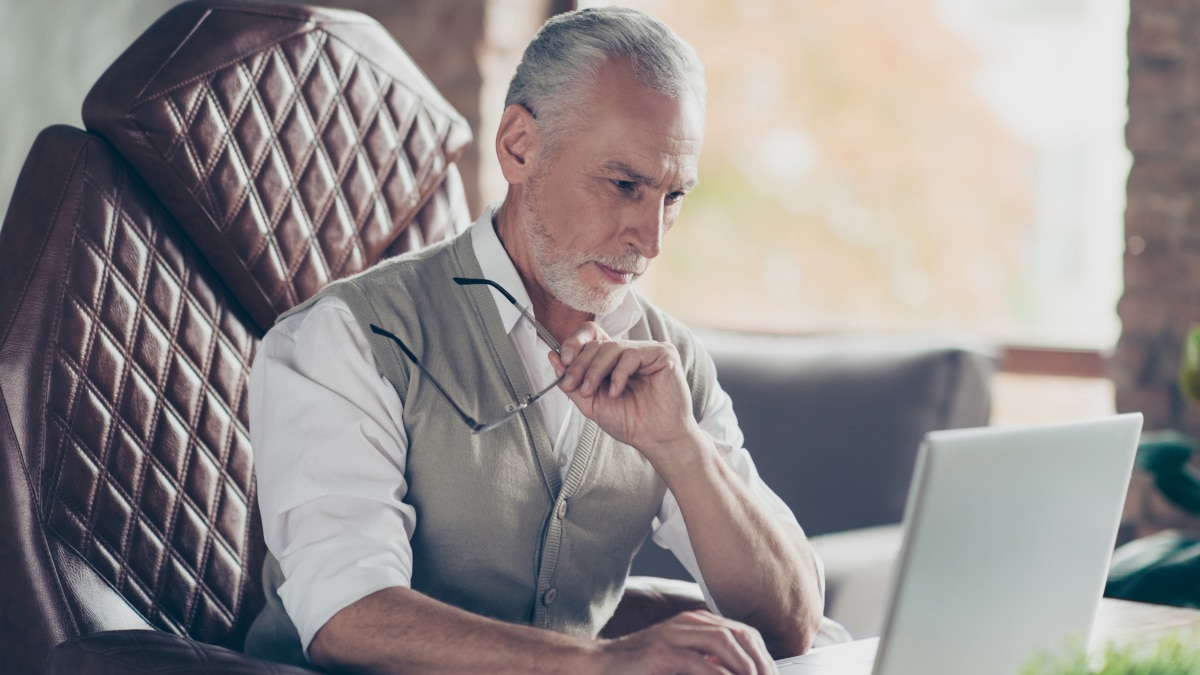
[581,112,701,196]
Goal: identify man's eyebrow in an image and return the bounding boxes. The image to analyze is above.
[603,161,697,192]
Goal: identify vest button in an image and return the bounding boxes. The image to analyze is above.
[544,588,557,605]
[557,500,568,519]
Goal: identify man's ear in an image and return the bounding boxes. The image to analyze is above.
[496,104,541,185]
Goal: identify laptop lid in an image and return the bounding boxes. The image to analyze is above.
[780,413,1143,675]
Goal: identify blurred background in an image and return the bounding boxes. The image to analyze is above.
[29,0,1200,541]
[0,0,1130,432]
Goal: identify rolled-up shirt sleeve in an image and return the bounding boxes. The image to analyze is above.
[250,297,415,654]
[650,352,825,613]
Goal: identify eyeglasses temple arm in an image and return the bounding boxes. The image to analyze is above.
[454,276,517,303]
[452,277,562,353]
[368,324,484,431]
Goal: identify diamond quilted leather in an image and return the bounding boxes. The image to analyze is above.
[84,1,472,332]
[39,131,263,647]
[383,163,472,259]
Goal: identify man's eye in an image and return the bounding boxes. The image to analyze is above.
[613,180,637,193]
[665,191,686,205]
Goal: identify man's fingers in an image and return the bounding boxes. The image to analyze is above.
[701,613,776,675]
[560,342,673,397]
[558,321,609,365]
[723,621,775,675]
[668,612,776,675]
[648,612,766,675]
[607,348,645,397]
[579,342,627,396]
[603,629,740,675]
[558,340,605,392]
[560,341,631,396]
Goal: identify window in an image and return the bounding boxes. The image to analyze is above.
[575,0,1129,354]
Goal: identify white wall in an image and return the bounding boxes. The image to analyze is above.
[0,0,180,227]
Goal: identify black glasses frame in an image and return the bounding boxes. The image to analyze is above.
[368,277,565,434]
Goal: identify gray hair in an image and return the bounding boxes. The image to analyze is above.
[505,6,706,155]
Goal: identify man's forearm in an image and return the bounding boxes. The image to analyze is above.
[654,431,825,658]
[310,584,779,675]
[309,586,595,674]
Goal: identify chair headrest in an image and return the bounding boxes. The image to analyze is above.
[83,0,473,332]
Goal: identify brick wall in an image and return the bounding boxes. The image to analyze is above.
[1118,0,1200,537]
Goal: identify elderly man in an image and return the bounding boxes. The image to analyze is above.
[246,6,825,674]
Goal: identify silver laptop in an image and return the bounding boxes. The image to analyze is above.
[777,413,1143,675]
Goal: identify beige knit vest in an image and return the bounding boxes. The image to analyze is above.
[246,228,711,665]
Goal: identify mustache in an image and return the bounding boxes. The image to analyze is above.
[593,251,648,276]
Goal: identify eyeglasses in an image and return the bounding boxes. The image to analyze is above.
[368,277,565,434]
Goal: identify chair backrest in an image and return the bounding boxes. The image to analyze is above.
[0,1,471,671]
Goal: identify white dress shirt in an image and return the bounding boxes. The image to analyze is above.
[250,204,810,652]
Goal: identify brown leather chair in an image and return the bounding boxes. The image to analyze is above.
[0,1,471,672]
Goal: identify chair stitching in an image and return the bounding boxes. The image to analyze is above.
[43,338,241,548]
[87,165,145,593]
[145,250,204,636]
[328,61,398,277]
[50,336,241,545]
[38,145,91,511]
[223,335,258,620]
[51,187,114,568]
[237,44,299,273]
[160,86,222,226]
[407,108,439,189]
[0,133,88,359]
[230,476,256,621]
[325,30,467,125]
[250,30,331,311]
[71,172,253,445]
[45,528,161,634]
[130,8,213,105]
[273,31,344,300]
[137,26,314,157]
[194,49,275,230]
[130,23,313,109]
[181,299,233,632]
[70,172,253,491]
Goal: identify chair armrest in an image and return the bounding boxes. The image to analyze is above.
[49,630,319,674]
[601,576,854,651]
[599,575,709,638]
[809,524,906,638]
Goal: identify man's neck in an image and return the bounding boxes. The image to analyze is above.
[492,197,594,344]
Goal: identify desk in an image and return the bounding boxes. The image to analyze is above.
[1092,598,1200,651]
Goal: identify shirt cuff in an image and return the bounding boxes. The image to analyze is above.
[278,550,412,657]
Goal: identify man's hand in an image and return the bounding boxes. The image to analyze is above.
[549,323,824,658]
[550,322,699,467]
[593,610,778,675]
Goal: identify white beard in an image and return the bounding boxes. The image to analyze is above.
[521,185,646,317]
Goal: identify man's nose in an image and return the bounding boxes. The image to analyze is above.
[624,199,664,259]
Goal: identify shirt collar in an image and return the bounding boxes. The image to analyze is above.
[468,203,644,340]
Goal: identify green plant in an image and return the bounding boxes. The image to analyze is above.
[1180,325,1200,403]
[1020,635,1200,674]
[1133,324,1200,516]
